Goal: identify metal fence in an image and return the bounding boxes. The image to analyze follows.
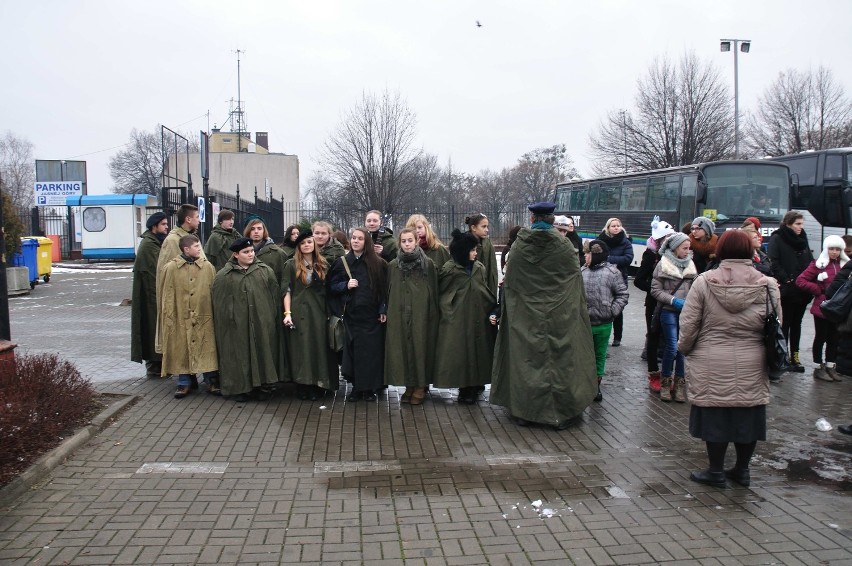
[283,203,532,247]
[17,207,76,259]
[161,186,285,242]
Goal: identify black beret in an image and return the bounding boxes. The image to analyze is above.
[293,229,312,247]
[146,212,168,230]
[229,237,254,252]
[528,201,556,215]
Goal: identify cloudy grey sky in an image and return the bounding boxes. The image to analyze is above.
[3,0,851,197]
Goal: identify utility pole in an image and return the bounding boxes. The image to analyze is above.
[621,110,628,174]
[235,49,244,152]
[720,39,751,159]
[0,172,11,341]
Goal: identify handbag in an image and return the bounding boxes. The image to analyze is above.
[327,255,354,352]
[651,278,687,332]
[819,275,852,323]
[764,285,790,372]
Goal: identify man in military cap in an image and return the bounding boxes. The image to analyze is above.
[490,202,598,430]
[131,211,168,379]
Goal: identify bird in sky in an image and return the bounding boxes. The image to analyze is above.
[476,20,482,28]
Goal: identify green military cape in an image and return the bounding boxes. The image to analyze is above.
[212,259,283,396]
[476,237,499,294]
[490,227,598,426]
[433,260,497,388]
[157,226,206,274]
[131,230,162,363]
[282,259,339,390]
[204,224,241,272]
[424,244,450,273]
[320,238,346,268]
[281,244,297,260]
[384,253,440,387]
[255,239,290,285]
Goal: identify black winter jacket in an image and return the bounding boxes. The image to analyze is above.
[767,226,813,301]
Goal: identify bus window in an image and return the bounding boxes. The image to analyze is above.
[825,154,843,181]
[679,174,698,229]
[569,185,588,210]
[597,182,621,210]
[621,180,647,210]
[647,176,679,210]
[848,155,852,184]
[702,163,789,225]
[587,184,600,210]
[555,188,570,211]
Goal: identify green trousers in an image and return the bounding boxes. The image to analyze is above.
[591,322,612,378]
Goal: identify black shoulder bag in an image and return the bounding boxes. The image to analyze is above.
[764,285,790,372]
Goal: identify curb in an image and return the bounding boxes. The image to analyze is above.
[0,393,140,508]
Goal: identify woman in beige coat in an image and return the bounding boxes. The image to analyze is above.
[678,230,781,488]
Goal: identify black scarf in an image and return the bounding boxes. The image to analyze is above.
[598,230,626,249]
[778,224,809,251]
[398,247,428,277]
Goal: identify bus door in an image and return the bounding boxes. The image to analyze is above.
[679,174,698,230]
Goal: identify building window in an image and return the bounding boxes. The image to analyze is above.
[83,207,106,232]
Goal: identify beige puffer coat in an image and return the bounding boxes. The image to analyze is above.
[678,259,781,407]
[651,254,697,312]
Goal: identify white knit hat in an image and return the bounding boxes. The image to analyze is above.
[815,235,849,268]
[650,215,675,241]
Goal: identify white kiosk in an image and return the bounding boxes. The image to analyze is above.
[66,194,158,260]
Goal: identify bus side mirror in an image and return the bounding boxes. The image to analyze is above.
[790,173,800,200]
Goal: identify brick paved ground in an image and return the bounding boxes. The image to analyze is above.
[1,270,850,565]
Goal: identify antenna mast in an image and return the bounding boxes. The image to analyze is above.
[231,49,246,151]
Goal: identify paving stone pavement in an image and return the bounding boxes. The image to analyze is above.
[1,270,850,565]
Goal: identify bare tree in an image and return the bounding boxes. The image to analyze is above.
[109,128,162,195]
[511,144,578,202]
[109,127,201,195]
[589,52,735,175]
[0,131,35,214]
[319,90,421,214]
[747,66,852,156]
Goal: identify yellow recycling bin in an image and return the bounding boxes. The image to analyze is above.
[31,236,54,283]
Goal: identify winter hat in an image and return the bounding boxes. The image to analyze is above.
[816,235,850,268]
[744,217,761,230]
[145,211,168,230]
[553,215,571,228]
[650,215,675,241]
[229,237,253,253]
[659,232,689,257]
[692,216,715,237]
[449,228,479,265]
[293,229,313,247]
[583,239,610,267]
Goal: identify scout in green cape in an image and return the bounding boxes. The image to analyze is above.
[465,213,498,295]
[131,211,168,379]
[203,209,241,272]
[433,229,498,404]
[384,227,439,405]
[283,230,339,400]
[406,214,450,271]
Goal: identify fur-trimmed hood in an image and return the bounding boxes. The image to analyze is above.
[657,254,698,280]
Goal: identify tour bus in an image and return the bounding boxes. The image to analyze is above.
[554,160,792,269]
[768,148,851,254]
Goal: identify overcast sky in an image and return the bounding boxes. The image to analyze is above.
[3,0,851,198]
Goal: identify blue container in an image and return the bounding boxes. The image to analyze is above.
[10,238,39,289]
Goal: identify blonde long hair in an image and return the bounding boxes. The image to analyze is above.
[295,238,328,285]
[406,214,443,249]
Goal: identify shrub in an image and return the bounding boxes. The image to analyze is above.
[0,353,95,487]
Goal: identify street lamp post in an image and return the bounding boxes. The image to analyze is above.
[720,39,751,159]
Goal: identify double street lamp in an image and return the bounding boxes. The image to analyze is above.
[720,39,751,159]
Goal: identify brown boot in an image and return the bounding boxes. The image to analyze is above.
[400,387,414,403]
[825,364,842,381]
[813,364,833,382]
[660,376,672,402]
[409,387,426,405]
[674,377,687,403]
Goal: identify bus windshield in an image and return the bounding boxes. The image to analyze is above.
[701,163,789,227]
